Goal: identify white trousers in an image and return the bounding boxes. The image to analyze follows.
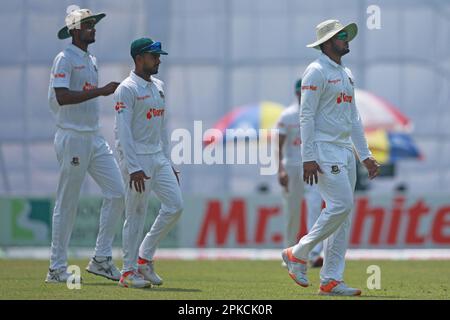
[282,164,303,248]
[305,183,324,260]
[292,142,356,282]
[120,151,183,273]
[283,165,323,260]
[50,128,125,270]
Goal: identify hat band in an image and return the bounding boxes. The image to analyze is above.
[67,17,96,30]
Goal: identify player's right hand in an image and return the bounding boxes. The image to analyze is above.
[130,170,150,193]
[278,170,289,192]
[303,161,323,185]
[100,82,120,96]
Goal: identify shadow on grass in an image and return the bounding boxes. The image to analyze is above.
[82,282,121,287]
[144,287,202,293]
[82,282,201,293]
[290,292,402,300]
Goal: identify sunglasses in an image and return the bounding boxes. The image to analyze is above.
[141,41,162,53]
[336,31,348,41]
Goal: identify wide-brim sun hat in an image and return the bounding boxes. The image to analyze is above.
[307,19,357,50]
[58,8,106,40]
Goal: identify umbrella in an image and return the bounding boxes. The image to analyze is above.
[203,101,284,145]
[365,129,422,164]
[355,89,421,164]
[355,89,412,132]
[205,92,421,164]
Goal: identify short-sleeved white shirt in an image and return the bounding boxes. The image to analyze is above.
[114,71,169,174]
[48,44,99,132]
[276,103,302,166]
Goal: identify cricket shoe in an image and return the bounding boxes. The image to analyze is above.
[281,247,309,287]
[319,280,362,296]
[138,258,163,286]
[118,271,152,289]
[45,267,72,283]
[86,256,121,281]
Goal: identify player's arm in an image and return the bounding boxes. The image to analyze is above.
[115,86,149,192]
[158,83,180,185]
[51,54,119,106]
[276,115,289,191]
[159,83,171,161]
[54,83,119,106]
[300,67,324,185]
[350,99,380,179]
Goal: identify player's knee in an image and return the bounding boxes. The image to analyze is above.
[329,199,353,216]
[173,201,184,217]
[169,198,183,218]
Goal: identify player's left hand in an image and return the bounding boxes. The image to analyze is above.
[363,157,380,180]
[172,167,180,185]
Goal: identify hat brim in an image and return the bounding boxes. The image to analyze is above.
[306,22,357,50]
[141,49,168,56]
[57,13,106,40]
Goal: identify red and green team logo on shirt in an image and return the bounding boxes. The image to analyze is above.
[115,102,126,113]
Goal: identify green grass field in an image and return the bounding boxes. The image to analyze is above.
[1,259,449,300]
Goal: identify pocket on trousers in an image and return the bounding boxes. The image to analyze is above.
[316,142,346,166]
[54,130,67,164]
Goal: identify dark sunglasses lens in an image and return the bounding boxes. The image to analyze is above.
[337,31,348,40]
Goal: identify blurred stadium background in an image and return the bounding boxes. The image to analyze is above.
[1,0,450,260]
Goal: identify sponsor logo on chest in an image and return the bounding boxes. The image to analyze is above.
[328,79,341,84]
[83,82,97,91]
[146,108,165,120]
[336,92,353,104]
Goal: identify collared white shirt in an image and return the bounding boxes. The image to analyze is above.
[276,103,302,166]
[48,44,99,132]
[300,53,371,162]
[114,71,170,174]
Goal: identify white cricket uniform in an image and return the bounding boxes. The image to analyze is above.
[276,103,323,260]
[293,53,371,282]
[115,71,183,273]
[48,44,125,270]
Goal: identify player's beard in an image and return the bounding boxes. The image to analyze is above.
[80,31,95,45]
[144,65,159,75]
[332,41,349,56]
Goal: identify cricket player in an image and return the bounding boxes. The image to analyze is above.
[281,20,380,296]
[115,38,183,288]
[277,79,324,268]
[46,8,125,283]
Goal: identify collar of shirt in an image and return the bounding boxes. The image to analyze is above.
[130,71,152,88]
[67,43,90,57]
[319,52,345,69]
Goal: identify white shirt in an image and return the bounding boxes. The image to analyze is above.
[300,53,371,162]
[114,71,170,174]
[276,103,302,166]
[48,44,99,132]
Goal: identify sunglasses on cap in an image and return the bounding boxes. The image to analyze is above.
[336,31,348,41]
[141,41,162,54]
